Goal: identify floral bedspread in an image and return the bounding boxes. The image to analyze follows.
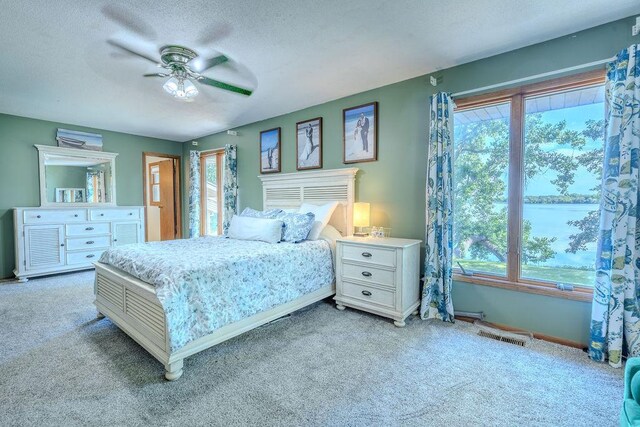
[99,236,334,351]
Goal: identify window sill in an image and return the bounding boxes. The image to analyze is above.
[452,273,593,302]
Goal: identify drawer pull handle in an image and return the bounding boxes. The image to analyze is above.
[36,215,41,218]
[86,241,94,245]
[362,252,372,258]
[361,271,372,277]
[74,214,78,217]
[129,212,133,215]
[60,243,64,247]
[86,254,95,258]
[100,213,104,216]
[85,227,94,231]
[361,290,372,296]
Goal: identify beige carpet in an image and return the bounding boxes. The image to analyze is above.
[0,271,623,426]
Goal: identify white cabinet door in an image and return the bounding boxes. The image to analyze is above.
[24,225,64,270]
[112,222,141,246]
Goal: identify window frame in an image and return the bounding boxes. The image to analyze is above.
[452,69,605,301]
[200,149,224,236]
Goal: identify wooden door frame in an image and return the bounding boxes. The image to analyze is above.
[142,152,183,241]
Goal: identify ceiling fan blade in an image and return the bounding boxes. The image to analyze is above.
[192,55,229,72]
[107,39,160,65]
[143,73,169,77]
[101,4,157,40]
[198,76,252,96]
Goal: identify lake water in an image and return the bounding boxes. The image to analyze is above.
[497,203,599,268]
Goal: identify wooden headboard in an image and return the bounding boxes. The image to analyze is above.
[258,168,358,236]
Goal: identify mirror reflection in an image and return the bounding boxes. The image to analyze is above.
[44,153,113,204]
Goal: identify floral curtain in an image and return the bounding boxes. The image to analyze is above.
[420,92,455,322]
[189,150,201,238]
[222,144,238,234]
[590,44,640,368]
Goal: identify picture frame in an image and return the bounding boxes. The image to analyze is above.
[343,101,378,164]
[55,188,85,203]
[296,117,323,170]
[260,127,281,173]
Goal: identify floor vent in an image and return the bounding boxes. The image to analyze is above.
[475,320,532,347]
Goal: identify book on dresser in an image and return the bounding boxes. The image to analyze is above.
[13,207,144,282]
[334,236,421,327]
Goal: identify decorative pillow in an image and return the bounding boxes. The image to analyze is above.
[299,201,339,240]
[227,216,283,244]
[240,207,283,219]
[275,212,316,243]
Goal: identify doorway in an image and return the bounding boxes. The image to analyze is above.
[142,152,182,241]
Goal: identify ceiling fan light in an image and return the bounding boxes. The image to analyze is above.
[162,76,198,100]
[162,77,180,95]
[183,79,199,98]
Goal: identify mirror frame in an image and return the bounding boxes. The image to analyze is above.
[35,144,118,207]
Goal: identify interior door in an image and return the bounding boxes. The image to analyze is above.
[157,160,176,240]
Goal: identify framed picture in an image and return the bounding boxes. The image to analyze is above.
[343,102,378,164]
[296,117,322,170]
[260,127,281,173]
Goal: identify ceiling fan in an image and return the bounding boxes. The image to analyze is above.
[108,41,253,100]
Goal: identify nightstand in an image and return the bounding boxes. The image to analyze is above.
[334,236,421,327]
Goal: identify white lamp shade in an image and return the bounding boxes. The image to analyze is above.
[163,77,199,100]
[353,202,370,228]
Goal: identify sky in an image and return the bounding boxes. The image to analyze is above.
[524,102,604,196]
[260,128,279,152]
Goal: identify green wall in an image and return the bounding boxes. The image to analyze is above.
[183,16,638,345]
[0,113,182,279]
[45,165,88,202]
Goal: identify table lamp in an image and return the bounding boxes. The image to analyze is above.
[353,202,370,236]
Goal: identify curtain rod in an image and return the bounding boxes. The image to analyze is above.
[450,56,615,98]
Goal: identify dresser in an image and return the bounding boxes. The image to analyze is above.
[335,236,421,327]
[13,206,144,282]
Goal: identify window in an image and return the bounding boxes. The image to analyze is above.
[148,164,161,205]
[200,150,224,236]
[452,70,605,297]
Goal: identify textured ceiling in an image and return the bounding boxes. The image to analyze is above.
[0,0,638,142]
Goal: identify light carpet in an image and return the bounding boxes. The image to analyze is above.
[0,271,623,426]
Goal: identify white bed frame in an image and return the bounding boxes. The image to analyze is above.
[94,167,358,380]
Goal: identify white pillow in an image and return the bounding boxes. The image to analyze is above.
[227,216,283,244]
[299,201,339,240]
[319,224,343,245]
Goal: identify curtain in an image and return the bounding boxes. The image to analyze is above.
[420,92,455,322]
[86,170,105,203]
[189,150,201,238]
[590,44,640,367]
[222,144,238,234]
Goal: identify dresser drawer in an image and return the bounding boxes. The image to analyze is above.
[89,209,140,221]
[341,281,395,309]
[24,209,87,224]
[342,244,396,267]
[342,262,395,288]
[66,223,110,237]
[66,249,105,265]
[66,236,111,251]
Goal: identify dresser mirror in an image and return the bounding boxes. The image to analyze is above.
[36,145,118,206]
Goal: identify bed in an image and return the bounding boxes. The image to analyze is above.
[94,167,358,380]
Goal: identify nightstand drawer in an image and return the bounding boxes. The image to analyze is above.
[342,262,395,287]
[342,281,395,309]
[342,244,396,267]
